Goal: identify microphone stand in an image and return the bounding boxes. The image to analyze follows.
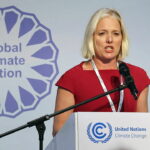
[0,84,128,150]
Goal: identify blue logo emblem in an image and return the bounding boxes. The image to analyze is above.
[0,6,59,118]
[87,122,112,143]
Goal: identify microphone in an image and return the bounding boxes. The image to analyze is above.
[119,62,138,100]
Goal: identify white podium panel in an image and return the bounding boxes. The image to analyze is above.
[46,112,150,150]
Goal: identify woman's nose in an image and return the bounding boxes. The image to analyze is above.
[106,34,113,43]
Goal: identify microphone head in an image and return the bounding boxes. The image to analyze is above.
[119,62,130,76]
[119,62,138,100]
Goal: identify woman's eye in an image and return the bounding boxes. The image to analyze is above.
[98,32,105,36]
[114,32,120,36]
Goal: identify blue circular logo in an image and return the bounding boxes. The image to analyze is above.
[87,122,112,143]
[0,6,59,118]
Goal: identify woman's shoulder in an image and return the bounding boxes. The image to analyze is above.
[125,62,147,73]
[124,62,149,80]
[56,62,84,91]
[64,62,83,73]
[60,62,84,79]
[124,62,150,93]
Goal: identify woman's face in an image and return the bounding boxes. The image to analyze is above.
[93,16,122,62]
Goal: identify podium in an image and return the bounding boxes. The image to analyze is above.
[46,112,150,150]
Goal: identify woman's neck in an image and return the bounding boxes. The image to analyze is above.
[92,57,118,70]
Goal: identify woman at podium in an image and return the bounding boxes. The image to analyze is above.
[52,8,150,136]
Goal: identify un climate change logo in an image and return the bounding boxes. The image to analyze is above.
[87,122,112,143]
[0,6,58,117]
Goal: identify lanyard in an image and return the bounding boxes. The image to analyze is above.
[91,59,124,112]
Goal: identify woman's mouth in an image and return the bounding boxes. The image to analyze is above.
[105,46,114,53]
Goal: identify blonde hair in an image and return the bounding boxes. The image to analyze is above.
[81,8,128,61]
